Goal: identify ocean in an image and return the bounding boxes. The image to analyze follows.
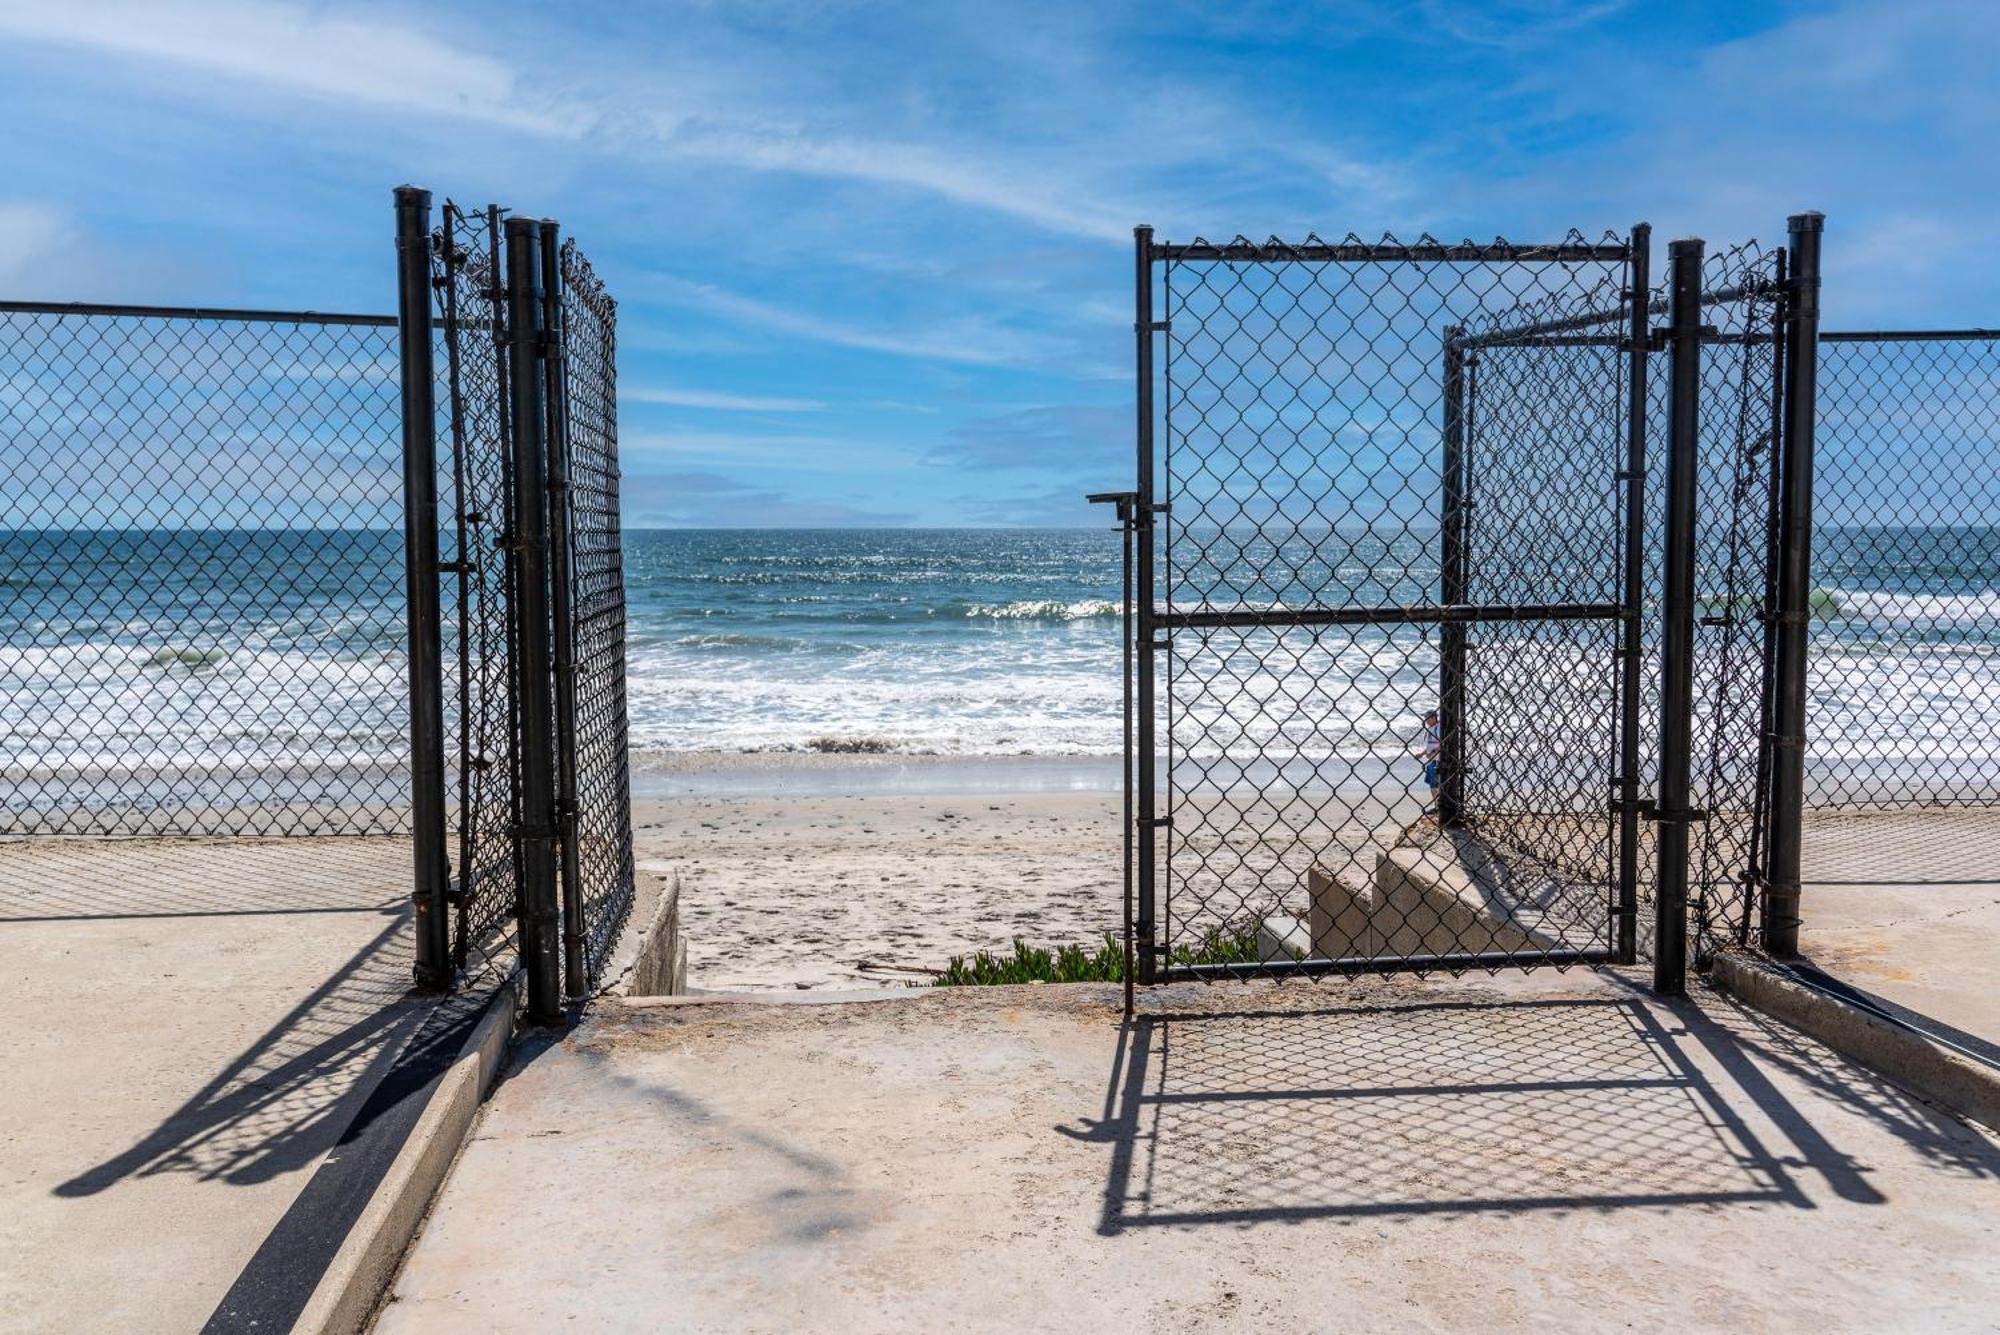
[4,525,1996,789]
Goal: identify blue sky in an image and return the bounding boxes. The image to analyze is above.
[2,0,1995,527]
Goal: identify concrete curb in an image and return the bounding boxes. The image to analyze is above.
[293,979,521,1335]
[1710,950,2000,1134]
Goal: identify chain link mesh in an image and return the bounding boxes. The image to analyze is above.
[0,303,407,836]
[555,238,635,986]
[1808,332,2000,814]
[1155,233,1634,978]
[433,202,520,966]
[1683,244,1784,958]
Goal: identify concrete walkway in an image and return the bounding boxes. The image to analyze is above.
[383,973,2000,1333]
[1801,808,2000,1052]
[0,837,427,1334]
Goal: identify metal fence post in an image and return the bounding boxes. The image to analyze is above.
[539,223,586,999]
[505,216,563,1024]
[1616,223,1652,966]
[1133,225,1159,986]
[1764,212,1824,956]
[1653,237,1705,996]
[1438,327,1469,828]
[1087,488,1140,1014]
[394,185,451,993]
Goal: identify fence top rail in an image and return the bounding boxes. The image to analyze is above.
[1821,328,2000,343]
[1152,232,1631,264]
[0,299,397,328]
[1451,276,1781,351]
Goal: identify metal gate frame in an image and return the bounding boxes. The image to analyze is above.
[1100,214,1825,1001]
[394,187,635,1023]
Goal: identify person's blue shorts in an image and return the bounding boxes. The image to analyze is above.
[1423,759,1439,789]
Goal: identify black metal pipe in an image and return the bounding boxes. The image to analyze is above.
[1134,225,1159,987]
[1820,328,1996,342]
[1451,281,1777,352]
[1122,506,1134,1015]
[1437,326,1469,827]
[540,223,586,999]
[1747,247,1789,947]
[1765,213,1825,957]
[1653,237,1705,996]
[504,216,563,1025]
[394,186,451,993]
[1160,601,1623,630]
[0,298,397,327]
[1164,947,1616,983]
[1616,223,1651,967]
[1153,240,1631,263]
[438,203,478,972]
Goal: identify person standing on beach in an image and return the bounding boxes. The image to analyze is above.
[1415,708,1441,814]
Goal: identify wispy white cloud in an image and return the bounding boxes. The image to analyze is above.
[0,0,570,132]
[653,124,1135,242]
[622,429,917,472]
[0,0,1150,243]
[0,200,69,281]
[636,274,1078,370]
[624,385,827,412]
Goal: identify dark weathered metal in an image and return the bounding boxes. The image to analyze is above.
[1165,947,1617,983]
[395,186,451,991]
[1161,602,1624,630]
[1088,489,1142,1015]
[1764,213,1824,956]
[1437,327,1469,827]
[1615,223,1651,967]
[1153,239,1630,263]
[504,216,563,1024]
[1133,226,1159,986]
[1654,237,1706,996]
[1819,328,1996,342]
[540,222,587,999]
[0,299,396,327]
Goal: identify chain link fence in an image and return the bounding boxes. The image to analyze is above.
[553,239,636,987]
[1146,231,1639,981]
[1681,243,1785,959]
[1108,217,1826,997]
[0,302,408,836]
[4,188,632,1017]
[1808,331,2000,813]
[429,201,522,973]
[397,191,636,1014]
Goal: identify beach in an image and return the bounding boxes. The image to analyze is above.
[633,752,1125,990]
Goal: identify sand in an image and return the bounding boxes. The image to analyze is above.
[632,753,1126,991]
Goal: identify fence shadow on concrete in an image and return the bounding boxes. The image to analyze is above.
[1068,989,1998,1234]
[0,838,430,1195]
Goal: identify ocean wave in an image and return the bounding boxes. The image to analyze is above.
[1821,588,2000,624]
[954,598,1120,621]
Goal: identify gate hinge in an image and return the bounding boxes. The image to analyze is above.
[1639,801,1708,824]
[510,821,560,842]
[1138,319,1170,333]
[433,560,473,575]
[1140,816,1174,829]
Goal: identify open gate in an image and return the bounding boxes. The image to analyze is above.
[396,188,636,1022]
[1098,219,1821,994]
